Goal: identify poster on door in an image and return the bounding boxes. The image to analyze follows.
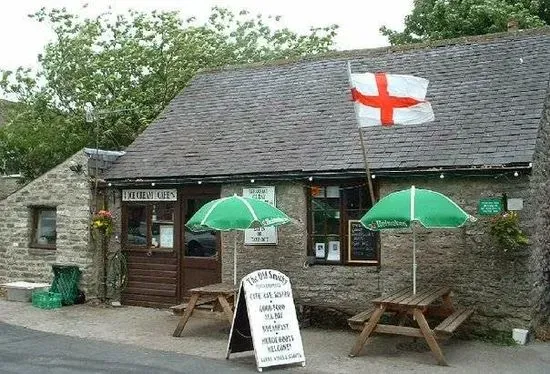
[243,186,278,245]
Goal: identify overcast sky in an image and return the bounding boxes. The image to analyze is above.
[0,0,413,72]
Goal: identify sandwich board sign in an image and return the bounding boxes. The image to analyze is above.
[226,269,305,372]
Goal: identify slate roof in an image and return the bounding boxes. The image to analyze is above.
[106,29,550,181]
[84,148,125,178]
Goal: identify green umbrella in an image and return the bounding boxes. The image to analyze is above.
[186,194,291,284]
[360,186,474,293]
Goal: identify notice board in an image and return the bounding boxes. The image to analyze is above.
[478,197,504,216]
[243,186,278,245]
[226,269,305,371]
[348,220,378,264]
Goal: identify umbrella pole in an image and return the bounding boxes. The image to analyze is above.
[413,226,417,295]
[410,186,417,295]
[233,233,237,285]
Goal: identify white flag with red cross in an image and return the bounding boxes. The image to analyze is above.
[350,72,434,127]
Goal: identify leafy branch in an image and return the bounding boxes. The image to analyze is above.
[381,0,548,45]
[0,6,338,181]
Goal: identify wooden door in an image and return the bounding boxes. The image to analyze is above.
[123,250,178,308]
[181,190,221,297]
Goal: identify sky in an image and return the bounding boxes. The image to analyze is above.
[0,0,413,72]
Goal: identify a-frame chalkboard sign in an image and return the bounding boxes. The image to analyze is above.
[226,269,306,372]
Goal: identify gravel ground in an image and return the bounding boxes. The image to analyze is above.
[1,298,549,373]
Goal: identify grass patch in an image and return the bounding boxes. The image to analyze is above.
[535,324,550,341]
[469,329,517,346]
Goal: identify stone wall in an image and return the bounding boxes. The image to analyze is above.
[221,176,533,331]
[378,177,533,332]
[0,151,99,297]
[104,188,123,301]
[530,88,550,327]
[221,183,309,288]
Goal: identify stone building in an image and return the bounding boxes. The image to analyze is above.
[0,148,124,298]
[104,29,550,332]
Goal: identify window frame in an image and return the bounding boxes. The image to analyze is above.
[121,201,177,252]
[306,181,380,266]
[30,206,57,250]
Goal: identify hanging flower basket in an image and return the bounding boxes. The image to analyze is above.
[91,210,114,237]
[489,211,529,251]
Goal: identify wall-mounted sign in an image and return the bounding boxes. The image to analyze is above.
[243,186,278,245]
[478,197,504,215]
[122,189,177,201]
[226,269,306,371]
[507,198,524,211]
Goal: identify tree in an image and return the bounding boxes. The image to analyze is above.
[0,7,338,180]
[381,0,548,45]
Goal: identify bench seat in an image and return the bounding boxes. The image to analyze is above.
[434,307,474,335]
[170,296,218,315]
[348,307,376,331]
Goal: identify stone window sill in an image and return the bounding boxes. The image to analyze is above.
[28,246,57,256]
[123,247,174,254]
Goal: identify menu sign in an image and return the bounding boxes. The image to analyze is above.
[243,187,278,245]
[348,220,378,264]
[226,269,306,371]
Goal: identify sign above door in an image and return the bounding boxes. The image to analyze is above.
[122,189,177,201]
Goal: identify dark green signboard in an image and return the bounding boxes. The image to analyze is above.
[478,198,504,215]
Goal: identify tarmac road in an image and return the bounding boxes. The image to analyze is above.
[0,322,260,374]
[1,300,550,374]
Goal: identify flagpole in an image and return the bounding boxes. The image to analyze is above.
[347,61,376,204]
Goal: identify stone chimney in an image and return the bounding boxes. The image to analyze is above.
[507,18,519,32]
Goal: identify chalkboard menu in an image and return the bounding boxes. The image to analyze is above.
[348,220,378,264]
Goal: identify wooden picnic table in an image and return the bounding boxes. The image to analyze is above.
[172,282,237,337]
[348,286,473,366]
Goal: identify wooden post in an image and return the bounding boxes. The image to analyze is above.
[349,304,386,357]
[413,308,448,366]
[102,234,107,301]
[173,293,199,337]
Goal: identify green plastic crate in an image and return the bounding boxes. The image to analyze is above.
[32,291,62,309]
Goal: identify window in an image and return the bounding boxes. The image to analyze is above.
[124,202,175,249]
[308,183,378,265]
[184,198,217,258]
[31,207,56,249]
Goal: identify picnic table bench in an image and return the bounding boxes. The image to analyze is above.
[171,295,218,314]
[172,282,237,337]
[348,286,473,365]
[434,307,474,335]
